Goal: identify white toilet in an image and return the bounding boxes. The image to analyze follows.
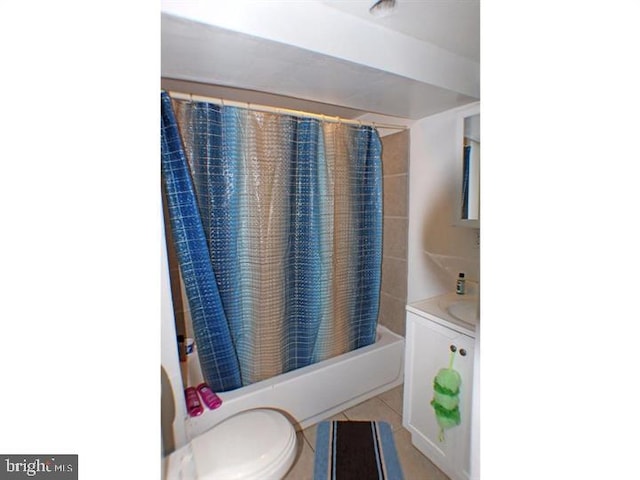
[163,408,298,479]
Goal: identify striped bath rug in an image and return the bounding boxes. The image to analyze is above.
[313,421,404,480]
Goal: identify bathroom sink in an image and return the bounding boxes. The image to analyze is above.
[438,295,479,325]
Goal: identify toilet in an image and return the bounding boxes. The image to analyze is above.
[163,408,298,479]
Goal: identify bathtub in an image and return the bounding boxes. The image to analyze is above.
[185,325,405,440]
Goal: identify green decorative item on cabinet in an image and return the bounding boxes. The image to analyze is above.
[430,349,461,441]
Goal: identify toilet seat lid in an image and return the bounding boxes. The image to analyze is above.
[191,408,296,480]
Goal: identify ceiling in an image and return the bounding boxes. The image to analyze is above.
[322,0,480,62]
[161,0,480,120]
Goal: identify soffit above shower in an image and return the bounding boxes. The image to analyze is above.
[161,1,479,120]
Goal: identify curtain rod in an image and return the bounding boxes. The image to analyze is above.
[166,90,408,131]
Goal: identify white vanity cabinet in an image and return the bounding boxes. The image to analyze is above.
[403,295,477,480]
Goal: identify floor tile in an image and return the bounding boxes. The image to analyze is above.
[284,432,315,480]
[393,427,450,480]
[378,384,404,416]
[287,390,449,479]
[342,396,403,432]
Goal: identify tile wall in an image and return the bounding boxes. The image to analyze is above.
[379,129,410,336]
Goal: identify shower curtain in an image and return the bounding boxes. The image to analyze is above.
[161,92,383,392]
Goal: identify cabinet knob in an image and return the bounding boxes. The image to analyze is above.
[459,348,467,357]
[450,344,457,352]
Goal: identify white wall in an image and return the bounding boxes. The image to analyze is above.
[407,102,480,303]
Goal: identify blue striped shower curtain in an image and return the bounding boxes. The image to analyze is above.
[161,92,383,392]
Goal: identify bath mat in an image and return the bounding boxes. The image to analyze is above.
[313,421,404,480]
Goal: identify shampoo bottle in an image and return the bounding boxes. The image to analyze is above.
[456,273,466,295]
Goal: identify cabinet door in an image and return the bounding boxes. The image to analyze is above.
[450,333,474,480]
[404,312,475,480]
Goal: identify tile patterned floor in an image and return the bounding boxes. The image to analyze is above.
[284,384,450,479]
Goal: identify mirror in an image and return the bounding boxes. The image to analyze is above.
[454,106,480,227]
[462,114,480,220]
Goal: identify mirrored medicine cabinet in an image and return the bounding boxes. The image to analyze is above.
[454,104,480,228]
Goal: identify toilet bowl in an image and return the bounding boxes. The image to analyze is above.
[164,408,297,480]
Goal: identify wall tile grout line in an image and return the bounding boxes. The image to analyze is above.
[379,291,407,303]
[382,255,407,262]
[382,173,408,178]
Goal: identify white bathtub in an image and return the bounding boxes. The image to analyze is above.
[185,325,405,440]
